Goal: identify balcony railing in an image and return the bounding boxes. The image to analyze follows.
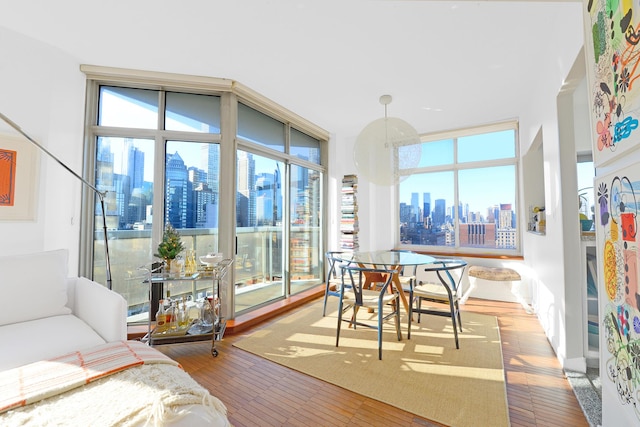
[91,227,322,323]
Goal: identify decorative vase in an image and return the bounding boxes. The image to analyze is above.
[164,258,173,277]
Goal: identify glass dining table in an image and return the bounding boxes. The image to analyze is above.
[331,250,437,315]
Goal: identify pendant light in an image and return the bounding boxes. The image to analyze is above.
[353,95,421,186]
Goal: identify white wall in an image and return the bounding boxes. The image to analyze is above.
[517,36,587,374]
[0,27,86,273]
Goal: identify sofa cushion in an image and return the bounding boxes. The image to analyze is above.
[0,314,107,371]
[0,249,71,326]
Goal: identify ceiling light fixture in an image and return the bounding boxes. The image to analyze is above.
[353,94,421,186]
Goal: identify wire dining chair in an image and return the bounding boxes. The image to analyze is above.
[336,264,402,360]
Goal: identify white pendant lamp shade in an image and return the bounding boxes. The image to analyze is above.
[353,96,421,186]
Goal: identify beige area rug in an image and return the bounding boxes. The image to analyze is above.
[234,298,509,427]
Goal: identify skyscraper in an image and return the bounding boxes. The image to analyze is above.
[423,192,431,220]
[165,152,192,229]
[434,199,446,227]
[411,192,420,223]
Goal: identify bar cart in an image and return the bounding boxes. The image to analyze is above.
[137,258,233,357]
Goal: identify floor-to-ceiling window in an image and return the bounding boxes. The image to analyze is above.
[80,67,328,323]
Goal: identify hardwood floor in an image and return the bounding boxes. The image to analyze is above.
[154,297,589,427]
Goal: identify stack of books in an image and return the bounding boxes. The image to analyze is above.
[340,175,359,251]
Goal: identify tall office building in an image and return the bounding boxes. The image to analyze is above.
[165,152,193,229]
[496,203,517,249]
[423,192,431,220]
[411,192,420,223]
[433,199,446,227]
[201,144,220,194]
[193,182,217,228]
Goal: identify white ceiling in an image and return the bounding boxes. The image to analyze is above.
[0,0,585,139]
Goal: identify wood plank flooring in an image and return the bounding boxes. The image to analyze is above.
[154,297,589,427]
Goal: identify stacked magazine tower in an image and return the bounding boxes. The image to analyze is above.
[340,174,359,252]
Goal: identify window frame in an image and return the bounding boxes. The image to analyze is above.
[395,121,521,256]
[79,65,329,321]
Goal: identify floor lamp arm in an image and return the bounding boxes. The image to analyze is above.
[0,112,113,290]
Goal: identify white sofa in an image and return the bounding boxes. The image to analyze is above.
[0,249,128,371]
[0,249,230,427]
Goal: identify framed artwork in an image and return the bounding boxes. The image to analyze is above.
[595,164,640,423]
[0,133,39,221]
[583,1,640,167]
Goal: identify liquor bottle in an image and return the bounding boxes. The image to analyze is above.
[156,299,167,333]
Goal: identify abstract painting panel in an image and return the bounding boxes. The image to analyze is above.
[584,0,640,167]
[595,164,640,422]
[0,149,16,206]
[0,134,38,221]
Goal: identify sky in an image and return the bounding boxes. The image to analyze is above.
[398,130,517,214]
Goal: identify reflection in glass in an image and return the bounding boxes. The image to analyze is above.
[290,128,321,164]
[235,150,285,313]
[94,136,155,319]
[290,164,322,294]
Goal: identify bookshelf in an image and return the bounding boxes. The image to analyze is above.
[340,174,359,251]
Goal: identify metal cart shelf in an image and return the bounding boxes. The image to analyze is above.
[138,259,233,357]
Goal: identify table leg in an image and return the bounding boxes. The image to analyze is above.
[389,268,410,316]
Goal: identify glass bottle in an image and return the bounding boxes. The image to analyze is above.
[155,299,167,333]
[184,250,196,275]
[200,298,214,332]
[178,297,189,328]
[167,300,178,331]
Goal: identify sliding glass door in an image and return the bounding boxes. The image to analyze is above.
[235,150,285,313]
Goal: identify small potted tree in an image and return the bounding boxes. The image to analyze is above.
[155,224,185,277]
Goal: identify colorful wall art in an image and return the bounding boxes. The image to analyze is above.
[0,134,38,221]
[596,164,640,422]
[584,0,640,167]
[0,148,16,206]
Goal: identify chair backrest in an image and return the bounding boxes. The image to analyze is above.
[423,259,467,294]
[340,264,397,306]
[326,251,347,282]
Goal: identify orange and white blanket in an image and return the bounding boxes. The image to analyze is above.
[0,341,229,427]
[0,340,177,413]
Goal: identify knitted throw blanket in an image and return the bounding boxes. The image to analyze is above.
[0,340,229,427]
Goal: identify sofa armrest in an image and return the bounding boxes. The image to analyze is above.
[67,277,128,342]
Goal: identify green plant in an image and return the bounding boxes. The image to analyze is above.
[154,224,185,260]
